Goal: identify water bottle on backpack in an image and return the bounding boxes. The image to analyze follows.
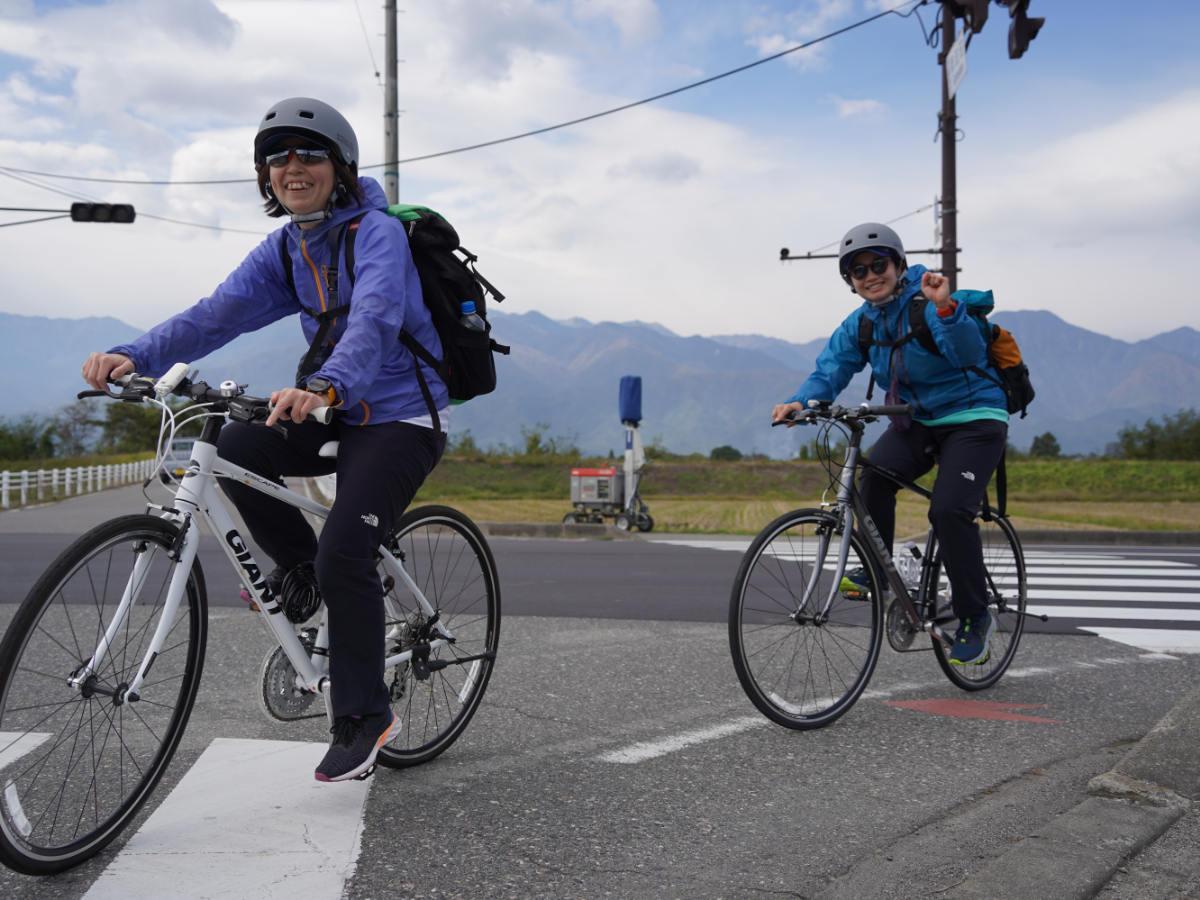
[459,300,486,333]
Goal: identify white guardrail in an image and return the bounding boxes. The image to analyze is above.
[0,459,158,509]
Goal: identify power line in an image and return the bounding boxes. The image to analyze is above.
[0,171,267,236]
[351,0,384,91]
[806,203,935,254]
[0,215,69,228]
[0,0,926,187]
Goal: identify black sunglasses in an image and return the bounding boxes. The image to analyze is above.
[846,257,892,280]
[263,147,331,168]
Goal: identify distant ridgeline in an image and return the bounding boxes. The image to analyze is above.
[1,309,1197,458]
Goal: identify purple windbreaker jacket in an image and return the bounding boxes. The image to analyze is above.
[109,177,445,426]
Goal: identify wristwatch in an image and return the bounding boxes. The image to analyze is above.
[305,376,336,405]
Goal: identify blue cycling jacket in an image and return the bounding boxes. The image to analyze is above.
[110,177,445,427]
[785,265,1008,420]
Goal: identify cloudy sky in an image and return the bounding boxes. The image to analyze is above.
[0,0,1197,347]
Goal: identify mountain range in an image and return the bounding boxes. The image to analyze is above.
[3,308,1196,458]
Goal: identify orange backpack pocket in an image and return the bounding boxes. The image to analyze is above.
[989,326,1023,368]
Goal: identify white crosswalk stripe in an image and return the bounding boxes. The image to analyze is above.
[657,540,1200,654]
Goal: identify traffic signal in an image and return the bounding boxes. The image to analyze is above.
[70,203,136,223]
[943,0,988,34]
[1006,0,1044,59]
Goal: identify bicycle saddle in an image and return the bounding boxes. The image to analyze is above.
[318,441,339,458]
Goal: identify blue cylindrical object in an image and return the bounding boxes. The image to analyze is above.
[619,376,642,424]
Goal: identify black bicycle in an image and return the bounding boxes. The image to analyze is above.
[729,402,1035,730]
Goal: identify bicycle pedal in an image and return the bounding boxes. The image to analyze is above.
[354,764,377,781]
[842,589,867,601]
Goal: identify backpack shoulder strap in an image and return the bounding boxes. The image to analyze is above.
[908,295,942,357]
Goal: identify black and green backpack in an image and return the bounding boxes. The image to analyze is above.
[284,204,510,431]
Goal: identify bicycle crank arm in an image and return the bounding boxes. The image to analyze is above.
[1011,608,1050,623]
[427,650,497,673]
[923,621,954,647]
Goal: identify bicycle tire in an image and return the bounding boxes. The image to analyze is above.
[0,515,207,875]
[930,514,1027,690]
[377,506,500,767]
[729,509,884,730]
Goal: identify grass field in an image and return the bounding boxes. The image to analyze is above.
[408,495,1200,535]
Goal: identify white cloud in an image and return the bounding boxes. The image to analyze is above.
[744,0,854,71]
[607,152,701,184]
[574,0,660,47]
[825,94,887,119]
[0,0,1195,353]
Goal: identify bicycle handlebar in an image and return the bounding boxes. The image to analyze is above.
[773,403,915,427]
[77,368,335,427]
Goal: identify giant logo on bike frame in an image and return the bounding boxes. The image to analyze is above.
[225,530,281,614]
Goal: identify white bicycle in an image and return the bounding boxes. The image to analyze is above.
[0,365,501,875]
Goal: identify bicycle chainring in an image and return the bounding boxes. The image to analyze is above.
[258,645,322,721]
[885,596,924,653]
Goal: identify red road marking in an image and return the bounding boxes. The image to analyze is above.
[882,699,1064,723]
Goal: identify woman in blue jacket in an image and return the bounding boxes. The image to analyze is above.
[772,222,1008,666]
[81,98,446,782]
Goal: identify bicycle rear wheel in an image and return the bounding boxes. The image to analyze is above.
[930,514,1027,690]
[0,515,206,875]
[377,506,500,767]
[729,509,884,730]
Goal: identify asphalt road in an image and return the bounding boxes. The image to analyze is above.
[1,485,1198,899]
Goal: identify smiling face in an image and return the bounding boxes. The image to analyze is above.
[267,139,336,224]
[848,251,899,303]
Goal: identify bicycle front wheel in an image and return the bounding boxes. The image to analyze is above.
[0,515,207,875]
[729,509,884,730]
[930,514,1027,691]
[377,506,500,767]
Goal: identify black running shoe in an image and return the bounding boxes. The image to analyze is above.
[314,710,401,782]
[949,611,997,666]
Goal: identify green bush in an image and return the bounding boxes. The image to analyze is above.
[710,445,743,462]
[1118,409,1200,460]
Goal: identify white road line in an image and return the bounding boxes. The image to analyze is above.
[1080,627,1200,654]
[1029,605,1200,622]
[1027,589,1200,604]
[83,739,371,900]
[0,732,50,773]
[1023,577,1200,588]
[597,717,767,764]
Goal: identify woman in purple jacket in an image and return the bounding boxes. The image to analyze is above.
[81,98,446,783]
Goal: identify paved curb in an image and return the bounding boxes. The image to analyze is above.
[475,521,637,540]
[941,684,1200,899]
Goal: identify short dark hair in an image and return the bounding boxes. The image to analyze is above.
[257,154,365,218]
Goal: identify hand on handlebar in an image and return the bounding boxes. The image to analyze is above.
[772,401,806,427]
[81,352,134,391]
[267,388,331,427]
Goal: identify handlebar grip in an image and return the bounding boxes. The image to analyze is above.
[867,404,915,416]
[308,406,334,425]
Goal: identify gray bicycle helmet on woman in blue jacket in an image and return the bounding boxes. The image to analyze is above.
[838,222,908,289]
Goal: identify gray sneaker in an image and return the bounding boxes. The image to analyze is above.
[314,710,401,782]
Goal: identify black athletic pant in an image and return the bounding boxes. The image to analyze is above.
[218,417,444,719]
[857,418,1007,620]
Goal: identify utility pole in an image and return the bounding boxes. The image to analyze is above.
[383,0,399,205]
[938,5,959,292]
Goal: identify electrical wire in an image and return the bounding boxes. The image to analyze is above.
[0,169,268,235]
[351,0,384,91]
[0,0,927,187]
[805,202,936,255]
[0,214,70,228]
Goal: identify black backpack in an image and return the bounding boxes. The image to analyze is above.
[856,292,1035,419]
[283,204,510,432]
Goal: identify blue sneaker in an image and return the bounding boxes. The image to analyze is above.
[949,611,997,666]
[838,568,871,600]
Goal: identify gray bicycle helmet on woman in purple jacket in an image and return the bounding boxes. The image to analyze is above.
[254,97,359,171]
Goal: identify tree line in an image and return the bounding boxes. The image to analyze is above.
[0,399,198,462]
